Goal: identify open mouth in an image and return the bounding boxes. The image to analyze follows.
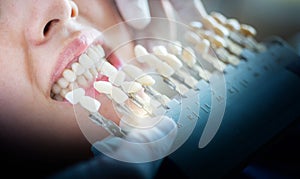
[50,42,120,101]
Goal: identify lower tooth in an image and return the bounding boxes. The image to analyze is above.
[52,84,61,95]
[72,63,85,76]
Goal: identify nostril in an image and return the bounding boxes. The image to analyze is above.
[43,19,59,36]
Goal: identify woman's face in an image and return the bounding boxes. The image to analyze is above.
[0,0,134,166]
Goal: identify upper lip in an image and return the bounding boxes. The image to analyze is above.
[49,29,103,91]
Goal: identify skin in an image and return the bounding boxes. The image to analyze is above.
[0,0,135,176]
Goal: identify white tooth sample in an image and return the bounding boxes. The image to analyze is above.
[195,39,210,56]
[121,81,142,94]
[96,45,105,58]
[64,88,85,105]
[240,24,257,37]
[196,66,212,81]
[122,64,143,78]
[57,78,69,89]
[89,67,98,77]
[189,21,203,31]
[209,35,227,48]
[182,47,196,68]
[213,23,230,37]
[111,86,128,104]
[87,48,100,63]
[167,41,182,56]
[136,75,155,86]
[77,76,89,87]
[72,62,85,76]
[210,11,227,25]
[79,54,94,69]
[156,62,175,77]
[225,18,241,31]
[100,61,118,78]
[152,46,168,56]
[177,70,198,88]
[52,84,61,94]
[83,70,94,81]
[110,70,126,86]
[94,81,112,95]
[62,69,76,82]
[134,45,149,62]
[79,96,101,113]
[202,16,218,30]
[185,31,201,45]
[158,53,183,71]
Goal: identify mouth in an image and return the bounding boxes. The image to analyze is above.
[50,33,122,102]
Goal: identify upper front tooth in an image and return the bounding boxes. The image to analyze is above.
[121,81,142,94]
[94,45,105,58]
[100,61,118,78]
[79,54,94,69]
[64,88,85,105]
[94,81,113,95]
[87,48,100,63]
[72,62,85,76]
[83,70,93,81]
[62,69,76,82]
[79,96,101,113]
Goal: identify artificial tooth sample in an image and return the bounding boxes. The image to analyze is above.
[167,41,182,56]
[79,96,101,113]
[121,82,143,94]
[134,44,149,62]
[63,69,76,82]
[94,81,113,95]
[195,39,210,55]
[182,47,196,67]
[152,45,168,56]
[65,88,85,105]
[185,31,202,46]
[111,86,129,104]
[210,12,227,25]
[110,71,126,86]
[240,24,257,37]
[157,53,183,71]
[225,18,241,31]
[122,64,155,86]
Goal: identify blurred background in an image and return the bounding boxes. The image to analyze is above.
[202,0,300,54]
[199,0,300,178]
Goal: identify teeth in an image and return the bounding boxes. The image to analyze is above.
[122,64,143,78]
[111,86,128,104]
[225,18,241,31]
[71,62,85,76]
[210,12,227,25]
[62,69,76,82]
[185,31,202,45]
[94,81,113,95]
[209,35,227,48]
[121,81,142,94]
[182,47,196,68]
[110,70,126,86]
[152,46,168,56]
[95,45,105,58]
[189,21,203,31]
[157,53,183,71]
[89,67,98,77]
[79,96,101,113]
[79,54,94,69]
[76,76,89,88]
[134,45,149,62]
[60,88,70,98]
[195,39,210,56]
[100,61,118,79]
[240,24,257,37]
[83,70,94,81]
[57,78,69,89]
[167,41,182,56]
[65,88,85,105]
[51,84,61,95]
[156,62,175,77]
[213,23,230,37]
[136,75,155,86]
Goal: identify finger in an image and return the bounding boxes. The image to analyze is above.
[115,0,151,29]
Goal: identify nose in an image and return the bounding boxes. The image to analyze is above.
[26,0,79,45]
